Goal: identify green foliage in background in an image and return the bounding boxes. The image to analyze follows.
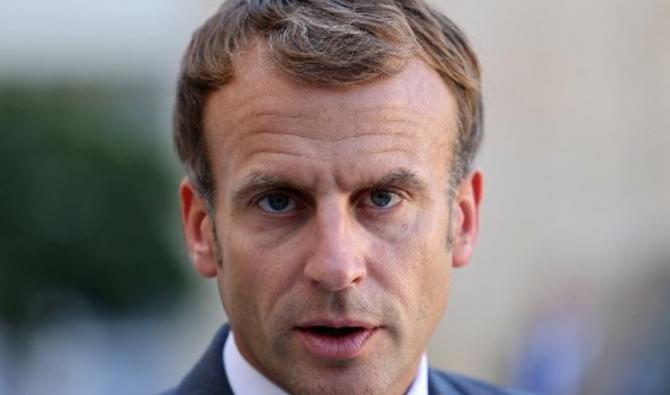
[0,85,190,326]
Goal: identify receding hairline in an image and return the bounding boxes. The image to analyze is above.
[209,39,455,110]
[173,0,483,201]
[201,45,459,169]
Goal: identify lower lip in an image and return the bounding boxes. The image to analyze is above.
[296,327,379,360]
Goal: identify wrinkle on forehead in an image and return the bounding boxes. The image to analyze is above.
[239,106,425,127]
[204,97,436,152]
[238,128,412,144]
[225,89,445,137]
[204,42,456,141]
[202,43,459,191]
[235,130,420,188]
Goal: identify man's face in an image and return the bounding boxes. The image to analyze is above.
[181,45,481,395]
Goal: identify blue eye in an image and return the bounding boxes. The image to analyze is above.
[365,190,401,208]
[257,193,296,213]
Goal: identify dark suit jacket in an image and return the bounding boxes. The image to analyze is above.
[162,325,531,395]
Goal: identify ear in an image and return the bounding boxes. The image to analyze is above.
[179,177,218,278]
[451,170,483,268]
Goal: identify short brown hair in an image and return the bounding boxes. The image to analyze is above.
[174,0,483,201]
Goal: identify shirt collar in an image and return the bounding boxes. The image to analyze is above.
[224,330,288,395]
[407,352,429,395]
[223,329,428,395]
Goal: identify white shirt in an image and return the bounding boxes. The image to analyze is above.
[223,329,428,395]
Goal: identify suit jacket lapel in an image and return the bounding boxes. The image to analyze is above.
[175,325,235,395]
[428,367,462,395]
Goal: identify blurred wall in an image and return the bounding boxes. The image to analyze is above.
[428,0,670,382]
[1,0,668,393]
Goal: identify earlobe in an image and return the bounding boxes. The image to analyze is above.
[179,178,218,278]
[452,170,483,268]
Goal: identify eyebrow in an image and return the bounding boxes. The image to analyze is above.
[232,173,307,203]
[232,168,428,203]
[359,168,428,192]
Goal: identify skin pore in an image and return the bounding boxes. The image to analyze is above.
[179,42,483,395]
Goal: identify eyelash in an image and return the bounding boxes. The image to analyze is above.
[252,188,405,214]
[253,190,305,214]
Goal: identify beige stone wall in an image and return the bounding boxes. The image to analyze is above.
[428,0,670,382]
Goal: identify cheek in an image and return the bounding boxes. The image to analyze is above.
[402,239,451,348]
[417,214,452,304]
[418,245,451,316]
[382,211,451,320]
[219,225,301,325]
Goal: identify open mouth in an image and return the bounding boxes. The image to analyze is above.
[305,325,368,337]
[296,324,379,360]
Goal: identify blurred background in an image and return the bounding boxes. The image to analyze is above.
[0,0,668,394]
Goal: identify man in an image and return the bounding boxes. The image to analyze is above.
[167,1,529,394]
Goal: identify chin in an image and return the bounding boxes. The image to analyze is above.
[276,361,401,395]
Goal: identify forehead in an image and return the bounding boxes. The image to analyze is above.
[202,43,458,190]
[210,44,454,123]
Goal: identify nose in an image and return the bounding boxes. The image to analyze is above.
[303,199,367,292]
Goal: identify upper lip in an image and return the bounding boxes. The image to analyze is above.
[295,318,379,330]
